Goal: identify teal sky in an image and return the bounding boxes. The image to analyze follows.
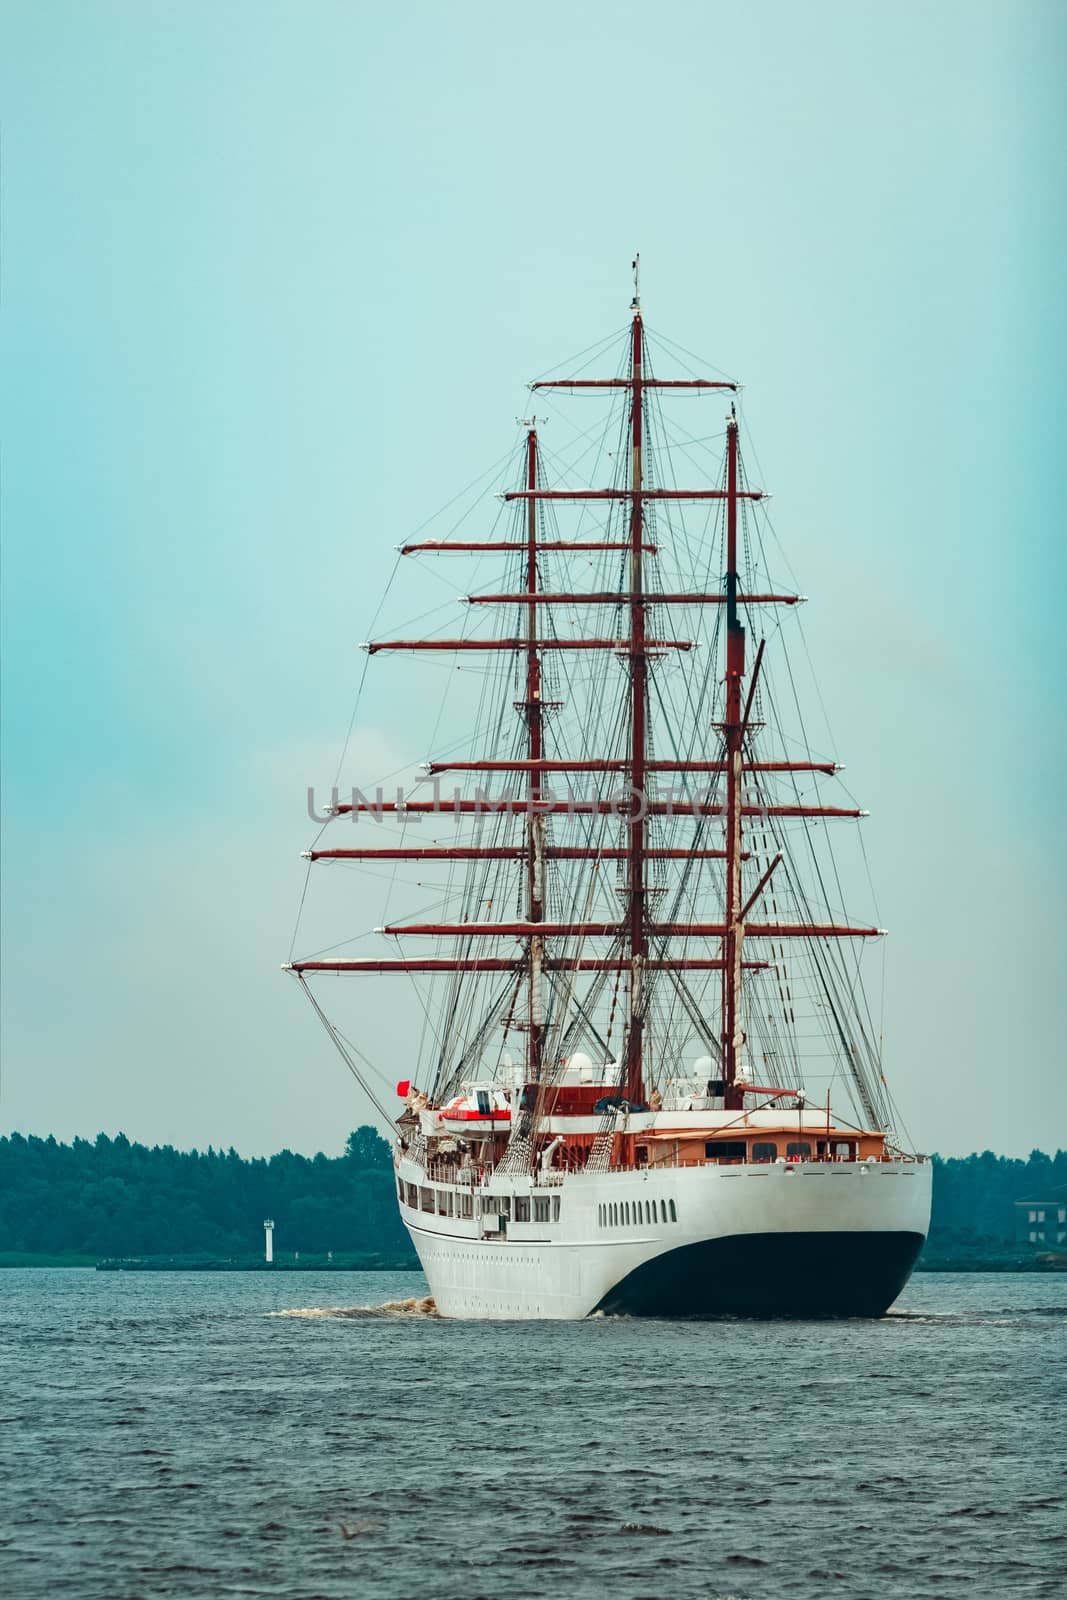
[2,0,1064,1158]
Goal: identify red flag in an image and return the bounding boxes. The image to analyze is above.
[397,1079,411,1098]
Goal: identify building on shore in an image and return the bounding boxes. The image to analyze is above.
[1014,1185,1067,1247]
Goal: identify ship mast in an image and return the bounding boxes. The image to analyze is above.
[524,424,546,1080]
[722,409,746,1109]
[289,273,889,1119]
[625,267,648,1102]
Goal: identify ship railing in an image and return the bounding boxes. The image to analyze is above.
[423,1162,482,1186]
[422,1160,569,1189]
[637,1152,926,1173]
[422,1153,923,1182]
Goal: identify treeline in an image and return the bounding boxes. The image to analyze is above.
[0,1126,411,1261]
[0,1132,1063,1261]
[929,1148,1067,1249]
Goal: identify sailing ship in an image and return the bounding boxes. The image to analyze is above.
[286,266,931,1318]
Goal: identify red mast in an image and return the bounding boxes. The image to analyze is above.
[625,271,647,1103]
[524,425,545,1081]
[722,410,746,1110]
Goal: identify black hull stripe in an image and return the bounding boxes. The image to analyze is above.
[592,1230,926,1319]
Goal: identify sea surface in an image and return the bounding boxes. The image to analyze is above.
[0,1270,1063,1599]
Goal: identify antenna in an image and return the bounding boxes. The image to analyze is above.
[631,252,641,314]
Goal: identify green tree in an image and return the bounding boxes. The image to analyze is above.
[344,1125,391,1169]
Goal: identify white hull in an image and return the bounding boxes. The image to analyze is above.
[396,1151,931,1320]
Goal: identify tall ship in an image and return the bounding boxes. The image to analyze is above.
[286,267,931,1318]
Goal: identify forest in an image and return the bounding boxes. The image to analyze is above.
[0,1126,411,1264]
[0,1130,1063,1265]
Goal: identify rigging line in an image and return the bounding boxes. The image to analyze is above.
[440,974,518,1098]
[404,967,462,1070]
[332,1023,402,1099]
[543,863,608,1069]
[553,968,615,1060]
[290,928,379,962]
[432,652,525,1084]
[288,857,315,964]
[535,397,630,484]
[412,952,435,1073]
[657,424,731,451]
[664,967,723,1062]
[295,975,396,1132]
[741,776,837,1094]
[430,449,519,552]
[791,608,845,781]
[653,410,734,497]
[877,932,887,1078]
[365,591,482,645]
[423,576,480,765]
[533,405,629,500]
[748,491,803,593]
[778,857,882,1127]
[405,440,525,540]
[289,807,335,960]
[528,323,632,386]
[645,325,741,385]
[332,555,401,788]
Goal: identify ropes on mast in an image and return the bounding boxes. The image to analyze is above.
[294,974,396,1133]
[291,315,894,1141]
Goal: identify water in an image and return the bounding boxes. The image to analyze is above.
[1,1270,1064,1599]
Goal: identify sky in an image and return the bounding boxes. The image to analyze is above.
[1,0,1064,1160]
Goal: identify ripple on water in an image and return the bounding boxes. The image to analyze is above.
[0,1270,1063,1600]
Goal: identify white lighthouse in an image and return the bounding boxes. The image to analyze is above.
[263,1219,274,1264]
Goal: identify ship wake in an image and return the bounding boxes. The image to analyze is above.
[270,1296,438,1320]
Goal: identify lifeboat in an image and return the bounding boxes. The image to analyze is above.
[438,1084,511,1133]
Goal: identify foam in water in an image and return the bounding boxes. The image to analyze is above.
[270,1296,438,1319]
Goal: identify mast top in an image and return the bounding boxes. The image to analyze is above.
[631,253,641,316]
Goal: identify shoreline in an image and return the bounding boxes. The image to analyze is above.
[1,1254,1063,1274]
